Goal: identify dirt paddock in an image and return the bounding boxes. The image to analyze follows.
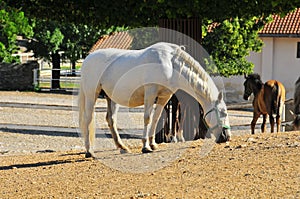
[0,91,299,198]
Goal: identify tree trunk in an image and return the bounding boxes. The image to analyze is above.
[71,60,76,76]
[51,51,60,89]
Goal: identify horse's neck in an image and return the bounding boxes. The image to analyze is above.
[172,52,217,113]
[252,83,264,97]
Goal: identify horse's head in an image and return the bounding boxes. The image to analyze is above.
[290,110,300,130]
[243,73,263,100]
[204,92,231,143]
[294,114,300,130]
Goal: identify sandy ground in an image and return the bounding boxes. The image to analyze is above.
[0,91,299,198]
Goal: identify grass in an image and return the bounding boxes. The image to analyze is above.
[60,64,81,71]
[38,81,80,89]
[36,64,82,90]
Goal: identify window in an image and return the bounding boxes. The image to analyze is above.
[297,42,300,58]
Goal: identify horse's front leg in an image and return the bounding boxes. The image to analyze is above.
[261,114,267,133]
[251,112,260,134]
[148,104,165,150]
[142,91,157,153]
[148,95,172,149]
[106,97,131,153]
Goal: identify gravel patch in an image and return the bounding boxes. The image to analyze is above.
[0,91,265,155]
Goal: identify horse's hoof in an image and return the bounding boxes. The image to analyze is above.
[142,147,153,153]
[150,144,158,151]
[120,148,131,154]
[85,151,95,159]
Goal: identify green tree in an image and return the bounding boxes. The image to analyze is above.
[61,24,91,75]
[21,20,108,88]
[6,0,300,76]
[7,0,299,26]
[25,20,64,88]
[0,0,33,63]
[60,24,122,75]
[202,17,269,76]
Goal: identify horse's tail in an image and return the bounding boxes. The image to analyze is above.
[271,82,280,115]
[78,83,85,136]
[78,77,95,147]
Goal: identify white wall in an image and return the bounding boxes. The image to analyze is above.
[222,37,300,103]
[272,38,300,98]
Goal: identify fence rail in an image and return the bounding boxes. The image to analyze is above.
[33,68,81,90]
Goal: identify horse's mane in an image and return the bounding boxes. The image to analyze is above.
[173,46,215,100]
[248,73,263,85]
[248,73,262,80]
[295,76,300,85]
[174,46,208,82]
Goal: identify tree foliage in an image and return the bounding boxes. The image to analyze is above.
[202,17,269,76]
[60,23,109,73]
[25,20,64,61]
[0,0,33,62]
[6,0,300,26]
[4,0,300,76]
[23,20,105,88]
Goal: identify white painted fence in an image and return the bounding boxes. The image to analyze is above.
[33,68,80,90]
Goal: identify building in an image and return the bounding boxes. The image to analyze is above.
[224,8,300,102]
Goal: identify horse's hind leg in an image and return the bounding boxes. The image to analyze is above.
[276,115,281,132]
[81,99,95,158]
[81,93,100,158]
[106,97,131,153]
[269,114,275,132]
[173,105,186,142]
[276,102,284,132]
[261,114,267,133]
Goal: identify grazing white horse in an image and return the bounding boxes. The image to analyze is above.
[79,42,231,158]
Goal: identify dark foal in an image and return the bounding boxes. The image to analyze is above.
[243,74,286,134]
[292,77,300,130]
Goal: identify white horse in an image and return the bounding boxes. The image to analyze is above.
[78,42,231,158]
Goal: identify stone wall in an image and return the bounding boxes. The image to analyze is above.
[0,61,39,91]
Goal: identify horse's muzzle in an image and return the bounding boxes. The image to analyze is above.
[293,115,300,130]
[217,127,231,143]
[243,94,249,101]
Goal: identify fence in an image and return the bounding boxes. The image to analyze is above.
[33,68,81,91]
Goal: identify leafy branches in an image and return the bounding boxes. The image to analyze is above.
[202,17,268,76]
[0,0,33,62]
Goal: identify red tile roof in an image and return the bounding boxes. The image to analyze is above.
[89,31,133,53]
[260,8,300,36]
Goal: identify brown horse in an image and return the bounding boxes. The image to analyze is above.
[292,77,300,130]
[243,73,286,134]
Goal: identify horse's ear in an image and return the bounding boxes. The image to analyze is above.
[244,73,248,79]
[289,110,296,118]
[218,91,223,102]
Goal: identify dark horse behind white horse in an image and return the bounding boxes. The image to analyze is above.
[243,73,286,134]
[79,42,231,158]
[169,90,228,143]
[292,77,300,130]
